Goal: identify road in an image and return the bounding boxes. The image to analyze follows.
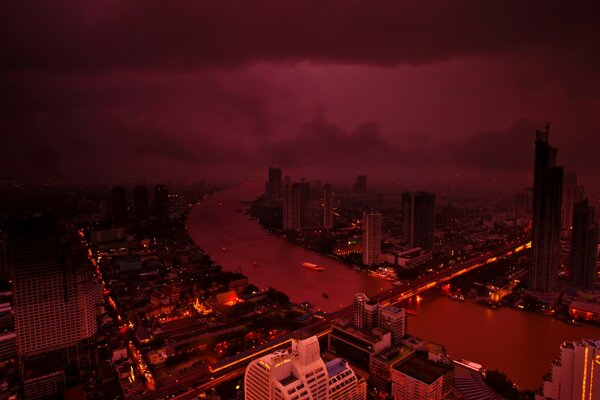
[140,239,530,399]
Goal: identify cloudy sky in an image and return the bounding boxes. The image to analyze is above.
[2,1,599,191]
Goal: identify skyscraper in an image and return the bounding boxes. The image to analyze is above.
[111,186,127,223]
[154,184,169,220]
[402,192,435,250]
[353,175,367,194]
[265,166,283,201]
[530,128,563,293]
[244,333,366,400]
[362,212,382,266]
[323,184,333,230]
[283,184,301,231]
[133,185,149,222]
[353,293,378,329]
[570,199,598,290]
[8,216,99,357]
[540,339,600,400]
[562,172,585,231]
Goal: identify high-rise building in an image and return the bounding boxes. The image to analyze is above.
[7,216,99,357]
[353,293,379,329]
[540,339,600,400]
[570,199,598,290]
[245,333,366,400]
[377,306,407,346]
[562,172,585,231]
[402,192,435,250]
[283,184,301,231]
[391,351,454,400]
[353,175,367,194]
[133,185,149,222]
[265,166,284,201]
[297,179,311,202]
[530,128,563,293]
[323,184,333,230]
[111,186,127,223]
[154,184,169,220]
[362,212,382,266]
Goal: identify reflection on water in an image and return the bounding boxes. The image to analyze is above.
[187,182,600,390]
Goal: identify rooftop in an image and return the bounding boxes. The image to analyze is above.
[393,352,450,384]
[326,358,350,378]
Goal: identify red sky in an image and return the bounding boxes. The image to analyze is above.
[1,1,600,192]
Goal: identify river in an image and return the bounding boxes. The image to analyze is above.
[187,182,600,390]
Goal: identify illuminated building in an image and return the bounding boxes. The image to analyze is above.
[244,333,366,400]
[133,185,149,222]
[377,306,407,346]
[530,127,563,293]
[391,351,454,400]
[323,184,333,230]
[283,183,301,231]
[8,216,99,357]
[362,212,381,266]
[570,199,598,290]
[111,186,127,223]
[265,166,284,201]
[540,339,600,400]
[402,192,435,250]
[154,184,169,220]
[353,175,367,194]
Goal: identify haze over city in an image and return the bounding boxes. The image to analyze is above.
[2,1,600,192]
[1,2,600,400]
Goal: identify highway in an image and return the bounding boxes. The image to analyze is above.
[140,238,531,400]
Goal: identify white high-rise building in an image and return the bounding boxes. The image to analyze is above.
[245,334,366,400]
[378,306,407,346]
[539,339,600,400]
[362,212,382,266]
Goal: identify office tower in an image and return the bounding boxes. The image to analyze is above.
[154,184,169,220]
[362,212,382,266]
[540,340,600,400]
[391,351,454,400]
[402,192,435,250]
[8,216,98,357]
[530,128,563,293]
[323,184,333,230]
[353,175,367,194]
[377,306,407,346]
[133,185,149,222]
[111,186,127,223]
[562,172,585,230]
[353,293,378,329]
[245,333,366,400]
[265,166,283,201]
[442,204,456,228]
[570,200,598,290]
[283,184,301,231]
[297,179,311,202]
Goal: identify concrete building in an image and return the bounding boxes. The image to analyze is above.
[244,333,365,400]
[362,212,382,266]
[570,199,598,290]
[402,192,435,250]
[283,184,301,231]
[530,128,563,293]
[265,166,284,201]
[377,306,407,346]
[391,351,454,400]
[323,184,333,230]
[540,339,600,400]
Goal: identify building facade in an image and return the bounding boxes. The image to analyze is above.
[283,184,301,231]
[570,199,598,290]
[362,212,382,266]
[402,192,435,250]
[530,128,563,293]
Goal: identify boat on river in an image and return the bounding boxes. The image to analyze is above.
[302,262,325,271]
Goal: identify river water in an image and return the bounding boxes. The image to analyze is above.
[187,182,600,390]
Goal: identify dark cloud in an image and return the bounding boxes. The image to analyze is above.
[1,1,599,72]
